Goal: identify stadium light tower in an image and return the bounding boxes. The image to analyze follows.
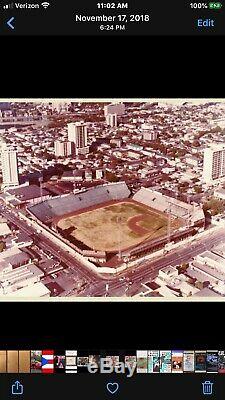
[73,169,76,193]
[105,283,109,296]
[39,176,43,202]
[117,215,122,261]
[187,196,191,229]
[114,191,123,261]
[167,203,171,244]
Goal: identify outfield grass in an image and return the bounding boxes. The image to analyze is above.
[57,201,182,252]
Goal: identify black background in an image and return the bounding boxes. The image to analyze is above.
[1,36,222,98]
[0,27,224,351]
[0,301,221,349]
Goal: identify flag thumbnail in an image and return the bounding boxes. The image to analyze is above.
[195,351,206,372]
[172,351,183,373]
[65,350,77,373]
[160,351,172,373]
[148,351,160,373]
[183,351,195,373]
[42,350,54,374]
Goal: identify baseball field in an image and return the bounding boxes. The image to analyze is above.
[56,201,183,252]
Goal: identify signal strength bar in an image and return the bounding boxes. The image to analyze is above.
[3,3,14,9]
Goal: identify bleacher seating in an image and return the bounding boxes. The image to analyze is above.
[169,204,188,218]
[28,182,130,223]
[133,188,168,212]
[133,187,204,224]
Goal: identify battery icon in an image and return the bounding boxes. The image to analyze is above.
[208,2,222,8]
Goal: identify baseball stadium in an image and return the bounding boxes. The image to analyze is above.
[27,182,205,268]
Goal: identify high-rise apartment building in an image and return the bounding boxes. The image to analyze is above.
[106,113,117,127]
[104,102,125,117]
[1,146,19,188]
[203,143,225,183]
[67,122,89,155]
[54,140,72,157]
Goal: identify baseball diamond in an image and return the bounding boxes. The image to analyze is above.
[56,201,183,252]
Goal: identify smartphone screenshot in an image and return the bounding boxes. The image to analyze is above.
[0,0,223,398]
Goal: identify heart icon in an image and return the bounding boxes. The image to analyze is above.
[107,382,119,394]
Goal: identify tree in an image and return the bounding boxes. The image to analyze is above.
[0,241,6,252]
[177,263,189,274]
[203,197,225,215]
[192,139,200,147]
[193,185,202,194]
[105,171,119,183]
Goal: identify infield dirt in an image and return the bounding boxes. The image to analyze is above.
[57,201,183,252]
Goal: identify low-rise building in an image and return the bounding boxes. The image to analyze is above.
[0,247,31,270]
[192,287,222,297]
[0,262,44,295]
[214,187,225,200]
[4,184,51,207]
[3,282,50,297]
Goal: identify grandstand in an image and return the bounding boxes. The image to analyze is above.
[27,184,205,269]
[134,188,168,212]
[28,182,131,224]
[133,188,204,225]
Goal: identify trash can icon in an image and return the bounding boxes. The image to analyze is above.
[202,381,213,395]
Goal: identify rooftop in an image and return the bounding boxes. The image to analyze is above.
[0,247,31,270]
[193,287,222,297]
[7,185,50,201]
[2,282,50,297]
[206,143,225,151]
[214,188,225,195]
[192,261,225,282]
[199,250,225,265]
[186,265,211,283]
[0,222,11,237]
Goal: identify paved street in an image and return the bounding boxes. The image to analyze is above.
[1,202,225,297]
[81,227,225,296]
[0,204,98,284]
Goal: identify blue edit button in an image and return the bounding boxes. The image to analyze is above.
[197,18,215,27]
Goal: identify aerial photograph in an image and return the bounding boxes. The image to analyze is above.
[1,98,225,299]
